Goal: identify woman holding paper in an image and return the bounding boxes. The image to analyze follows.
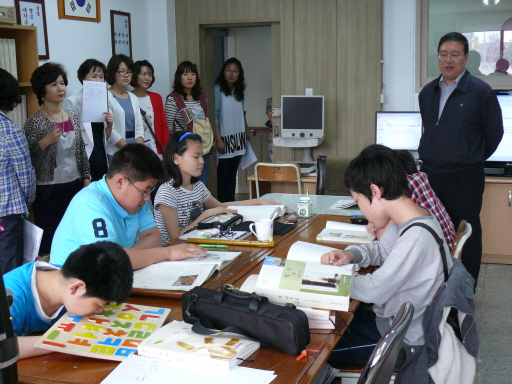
[24,62,91,254]
[154,130,278,243]
[105,54,144,157]
[63,59,116,181]
[214,58,251,202]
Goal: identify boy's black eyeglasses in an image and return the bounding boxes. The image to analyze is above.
[126,177,155,199]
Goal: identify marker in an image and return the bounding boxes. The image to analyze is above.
[197,244,228,249]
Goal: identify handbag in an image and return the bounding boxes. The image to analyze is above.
[181,284,310,355]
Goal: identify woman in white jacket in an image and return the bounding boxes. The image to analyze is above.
[105,54,144,157]
[63,59,117,181]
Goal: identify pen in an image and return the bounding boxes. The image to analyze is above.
[197,244,228,248]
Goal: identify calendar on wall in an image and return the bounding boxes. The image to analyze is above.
[110,10,132,58]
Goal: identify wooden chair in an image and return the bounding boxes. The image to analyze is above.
[316,155,352,195]
[254,162,301,198]
[334,302,414,384]
[451,220,472,261]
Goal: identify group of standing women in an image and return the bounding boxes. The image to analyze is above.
[22,55,248,254]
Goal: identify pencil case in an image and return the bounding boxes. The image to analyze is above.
[181,284,310,355]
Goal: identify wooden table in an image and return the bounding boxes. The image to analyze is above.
[17,214,355,384]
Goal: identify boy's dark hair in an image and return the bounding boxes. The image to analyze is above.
[0,68,22,112]
[107,143,164,182]
[77,59,106,84]
[215,57,246,101]
[171,61,202,101]
[395,150,418,175]
[105,54,134,86]
[61,241,133,304]
[344,144,411,202]
[163,130,202,188]
[438,32,468,55]
[131,60,156,88]
[30,62,68,106]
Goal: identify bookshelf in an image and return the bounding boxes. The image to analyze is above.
[0,24,39,116]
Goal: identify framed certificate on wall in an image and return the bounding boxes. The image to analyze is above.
[15,0,49,59]
[110,10,132,57]
[57,0,101,22]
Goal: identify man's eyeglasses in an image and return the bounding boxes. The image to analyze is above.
[117,70,133,77]
[126,177,155,199]
[438,53,463,61]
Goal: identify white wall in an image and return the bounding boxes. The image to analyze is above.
[382,0,419,112]
[227,26,272,127]
[0,0,174,99]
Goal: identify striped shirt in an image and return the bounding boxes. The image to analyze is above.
[164,95,205,133]
[154,179,211,243]
[407,172,456,249]
[0,112,36,217]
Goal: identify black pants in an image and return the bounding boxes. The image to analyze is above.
[32,179,83,254]
[327,306,382,367]
[0,214,24,274]
[217,155,242,203]
[422,166,485,286]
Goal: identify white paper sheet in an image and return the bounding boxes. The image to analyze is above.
[23,219,43,262]
[101,354,276,384]
[82,81,108,123]
[241,140,257,169]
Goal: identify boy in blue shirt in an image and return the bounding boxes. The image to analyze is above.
[50,144,205,268]
[4,241,133,359]
[321,145,451,367]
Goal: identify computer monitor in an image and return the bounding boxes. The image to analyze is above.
[486,93,512,175]
[280,95,324,139]
[375,111,423,150]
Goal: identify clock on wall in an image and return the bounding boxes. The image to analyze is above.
[57,0,100,22]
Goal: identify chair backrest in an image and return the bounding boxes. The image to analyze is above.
[357,302,415,384]
[451,220,472,261]
[316,155,352,195]
[254,162,301,198]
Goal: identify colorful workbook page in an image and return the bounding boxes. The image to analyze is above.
[316,221,374,244]
[138,321,260,373]
[132,251,241,290]
[101,354,277,384]
[179,229,251,241]
[226,205,286,222]
[255,241,353,311]
[35,303,170,361]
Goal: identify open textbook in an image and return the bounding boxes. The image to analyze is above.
[316,221,374,244]
[133,251,241,290]
[255,241,353,311]
[226,205,286,222]
[138,321,260,373]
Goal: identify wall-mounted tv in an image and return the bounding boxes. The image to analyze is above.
[485,92,512,176]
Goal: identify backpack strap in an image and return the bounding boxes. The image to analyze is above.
[199,92,208,118]
[400,222,449,282]
[168,92,193,131]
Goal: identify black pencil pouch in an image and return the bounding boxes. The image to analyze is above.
[181,284,310,355]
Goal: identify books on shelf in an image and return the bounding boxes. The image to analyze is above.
[241,274,336,329]
[138,320,260,373]
[255,241,353,311]
[0,38,17,78]
[6,95,27,128]
[35,303,170,361]
[133,251,241,290]
[227,205,286,222]
[316,221,374,244]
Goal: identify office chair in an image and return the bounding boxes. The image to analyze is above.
[254,162,301,198]
[316,156,352,195]
[451,220,472,261]
[334,302,414,384]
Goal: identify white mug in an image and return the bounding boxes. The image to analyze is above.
[249,219,274,241]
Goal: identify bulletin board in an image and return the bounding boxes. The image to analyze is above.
[110,10,132,57]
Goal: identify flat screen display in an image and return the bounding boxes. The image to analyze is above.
[487,94,512,163]
[375,111,423,150]
[281,95,324,137]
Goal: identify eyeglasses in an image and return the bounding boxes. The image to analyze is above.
[224,69,239,74]
[140,73,153,78]
[117,70,133,77]
[438,53,464,61]
[126,177,155,199]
